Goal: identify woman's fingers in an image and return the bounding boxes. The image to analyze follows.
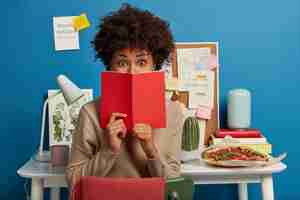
[111,126,124,136]
[107,112,128,137]
[133,123,152,140]
[108,112,127,123]
[133,123,157,159]
[109,123,123,134]
[134,126,150,133]
[134,123,151,133]
[105,113,127,154]
[120,122,127,138]
[114,119,126,127]
[108,119,127,137]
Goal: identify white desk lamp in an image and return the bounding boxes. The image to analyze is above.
[35,75,84,162]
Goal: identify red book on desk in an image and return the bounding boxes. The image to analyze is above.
[99,71,166,132]
[216,129,262,138]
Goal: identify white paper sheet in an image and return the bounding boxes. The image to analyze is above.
[176,48,211,80]
[53,16,80,51]
[48,89,93,146]
[179,70,214,108]
[165,78,179,90]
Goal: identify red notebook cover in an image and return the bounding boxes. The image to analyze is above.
[216,129,262,138]
[100,71,166,132]
[71,176,165,200]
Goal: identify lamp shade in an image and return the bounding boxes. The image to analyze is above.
[57,75,84,105]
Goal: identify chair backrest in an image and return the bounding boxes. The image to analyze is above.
[165,177,194,200]
[71,176,165,200]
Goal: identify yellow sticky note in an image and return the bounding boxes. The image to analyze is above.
[73,13,90,31]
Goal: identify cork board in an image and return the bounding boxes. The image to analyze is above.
[169,42,219,145]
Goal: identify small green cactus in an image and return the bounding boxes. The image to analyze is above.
[182,117,200,151]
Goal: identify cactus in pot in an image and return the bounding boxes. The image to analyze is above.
[181,117,200,151]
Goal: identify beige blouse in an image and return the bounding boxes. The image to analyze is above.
[66,98,184,189]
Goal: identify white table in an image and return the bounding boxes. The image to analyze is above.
[181,159,286,200]
[17,155,286,200]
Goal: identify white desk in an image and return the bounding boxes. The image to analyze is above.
[17,155,286,200]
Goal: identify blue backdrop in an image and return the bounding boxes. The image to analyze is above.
[1,0,299,199]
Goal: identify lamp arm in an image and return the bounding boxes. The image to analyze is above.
[38,98,49,155]
[37,90,62,161]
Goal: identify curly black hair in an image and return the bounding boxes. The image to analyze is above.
[92,3,174,70]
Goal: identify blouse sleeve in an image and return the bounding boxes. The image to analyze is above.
[66,106,118,189]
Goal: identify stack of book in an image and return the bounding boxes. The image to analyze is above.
[209,129,272,154]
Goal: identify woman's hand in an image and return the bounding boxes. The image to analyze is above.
[133,123,158,159]
[106,113,127,154]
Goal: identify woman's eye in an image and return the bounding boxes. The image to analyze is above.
[137,59,147,66]
[118,60,129,68]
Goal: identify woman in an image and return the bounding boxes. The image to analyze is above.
[66,4,184,189]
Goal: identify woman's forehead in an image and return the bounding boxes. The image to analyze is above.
[114,48,151,57]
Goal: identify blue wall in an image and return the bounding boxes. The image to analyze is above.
[1,0,299,199]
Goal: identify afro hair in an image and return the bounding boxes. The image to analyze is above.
[92,3,174,70]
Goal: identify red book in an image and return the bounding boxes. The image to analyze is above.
[216,129,262,138]
[99,71,166,132]
[71,176,165,200]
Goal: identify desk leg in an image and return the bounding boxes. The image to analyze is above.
[50,188,60,200]
[261,175,274,200]
[238,183,248,200]
[31,178,43,200]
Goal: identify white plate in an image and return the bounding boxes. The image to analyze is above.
[201,145,287,167]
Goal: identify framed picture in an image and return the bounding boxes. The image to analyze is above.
[48,89,93,146]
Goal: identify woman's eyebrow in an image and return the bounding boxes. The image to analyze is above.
[136,52,148,58]
[117,54,127,58]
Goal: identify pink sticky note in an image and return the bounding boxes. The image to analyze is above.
[195,106,212,119]
[208,55,219,70]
